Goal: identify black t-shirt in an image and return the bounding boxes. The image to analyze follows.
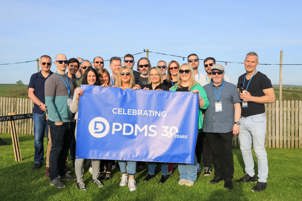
[237,71,272,117]
[176,86,189,92]
[144,83,170,91]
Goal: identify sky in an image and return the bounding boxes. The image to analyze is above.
[0,0,301,85]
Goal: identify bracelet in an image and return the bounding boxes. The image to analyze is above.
[234,121,240,125]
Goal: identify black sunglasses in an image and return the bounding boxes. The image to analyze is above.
[179,69,191,74]
[138,64,149,68]
[124,60,134,63]
[157,65,167,69]
[56,60,68,64]
[188,59,199,63]
[81,66,91,70]
[120,72,130,76]
[42,62,51,66]
[211,71,223,75]
[95,61,104,64]
[204,63,214,68]
[169,66,178,70]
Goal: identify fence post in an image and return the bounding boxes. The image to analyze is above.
[8,112,22,162]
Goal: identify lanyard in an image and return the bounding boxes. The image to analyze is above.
[242,71,257,91]
[57,73,71,97]
[212,81,225,102]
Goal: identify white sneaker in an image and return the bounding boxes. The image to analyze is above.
[88,167,93,175]
[128,177,136,192]
[119,174,128,187]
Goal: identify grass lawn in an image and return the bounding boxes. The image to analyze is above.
[0,134,301,201]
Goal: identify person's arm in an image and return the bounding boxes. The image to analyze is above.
[69,87,82,113]
[240,87,275,103]
[28,88,46,112]
[232,103,241,135]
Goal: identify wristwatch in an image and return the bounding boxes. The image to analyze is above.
[234,121,240,125]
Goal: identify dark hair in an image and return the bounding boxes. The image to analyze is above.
[137,57,151,70]
[67,58,79,65]
[246,51,258,57]
[40,54,51,61]
[187,53,199,61]
[203,57,216,64]
[124,54,134,60]
[81,67,101,85]
[110,56,121,64]
[99,68,111,85]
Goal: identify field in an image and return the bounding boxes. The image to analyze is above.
[0,84,302,100]
[0,134,301,201]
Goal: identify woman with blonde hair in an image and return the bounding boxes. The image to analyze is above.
[170,63,209,187]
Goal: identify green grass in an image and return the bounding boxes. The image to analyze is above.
[0,134,301,201]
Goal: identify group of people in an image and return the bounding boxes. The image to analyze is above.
[28,51,275,192]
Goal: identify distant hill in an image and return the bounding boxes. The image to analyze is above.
[0,84,301,100]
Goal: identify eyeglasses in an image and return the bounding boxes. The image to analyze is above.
[188,59,199,63]
[204,63,214,68]
[81,66,91,70]
[138,64,149,68]
[95,61,104,64]
[169,66,178,70]
[41,62,51,66]
[124,60,134,63]
[120,72,130,76]
[211,71,223,75]
[56,60,68,64]
[157,65,167,69]
[179,69,191,74]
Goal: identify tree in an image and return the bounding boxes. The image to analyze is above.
[16,80,24,85]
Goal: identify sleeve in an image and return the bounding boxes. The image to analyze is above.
[231,84,241,103]
[45,77,62,122]
[28,74,35,89]
[261,74,273,89]
[237,75,243,89]
[195,84,209,110]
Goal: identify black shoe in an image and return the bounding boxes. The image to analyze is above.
[50,177,65,189]
[252,182,267,192]
[105,172,112,180]
[32,163,42,169]
[210,177,223,184]
[224,180,233,190]
[159,175,169,183]
[237,174,257,182]
[203,167,212,176]
[144,174,155,181]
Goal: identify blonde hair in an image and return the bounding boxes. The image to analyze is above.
[114,66,135,88]
[176,63,197,90]
[148,67,163,84]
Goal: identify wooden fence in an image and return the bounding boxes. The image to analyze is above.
[0,97,301,148]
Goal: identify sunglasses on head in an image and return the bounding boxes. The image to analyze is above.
[138,64,149,68]
[157,65,167,69]
[179,69,191,74]
[169,66,178,70]
[124,60,134,63]
[95,61,104,64]
[204,63,214,68]
[211,71,223,75]
[188,59,199,63]
[120,72,130,76]
[56,60,68,64]
[41,62,51,66]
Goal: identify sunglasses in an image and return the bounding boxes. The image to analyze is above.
[95,61,104,64]
[211,71,223,75]
[69,64,78,68]
[124,60,134,63]
[41,62,51,66]
[81,66,91,70]
[204,63,214,68]
[56,60,68,64]
[188,59,199,63]
[157,65,167,69]
[169,66,178,70]
[179,69,191,74]
[120,72,130,76]
[138,64,149,68]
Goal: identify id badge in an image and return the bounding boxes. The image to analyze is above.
[215,101,222,112]
[242,101,248,108]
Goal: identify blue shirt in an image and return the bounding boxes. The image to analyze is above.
[28,71,53,114]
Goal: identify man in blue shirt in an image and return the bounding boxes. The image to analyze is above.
[28,54,53,169]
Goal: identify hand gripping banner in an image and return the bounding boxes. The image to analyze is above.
[76,86,199,164]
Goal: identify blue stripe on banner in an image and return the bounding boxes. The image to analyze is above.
[76,85,199,164]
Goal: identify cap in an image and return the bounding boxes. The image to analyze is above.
[211,64,224,71]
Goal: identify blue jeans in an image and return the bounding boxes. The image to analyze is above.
[148,163,168,176]
[178,157,197,182]
[118,161,136,175]
[239,113,268,182]
[33,113,48,165]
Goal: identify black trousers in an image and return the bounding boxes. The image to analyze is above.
[49,121,73,180]
[206,132,234,181]
[196,130,213,167]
